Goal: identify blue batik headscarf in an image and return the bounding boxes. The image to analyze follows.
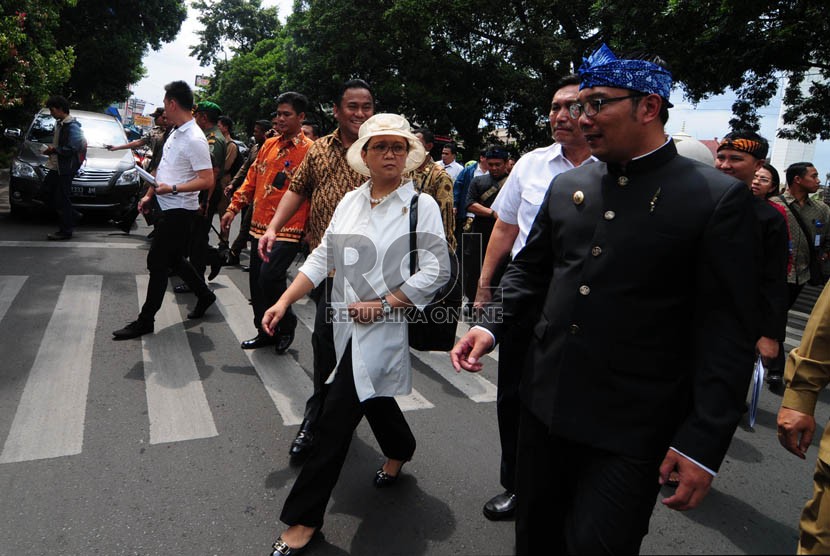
[578,44,673,105]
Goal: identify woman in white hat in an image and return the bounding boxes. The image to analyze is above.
[262,113,451,554]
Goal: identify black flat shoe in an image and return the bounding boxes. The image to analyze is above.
[373,462,406,488]
[269,531,321,556]
[289,423,314,462]
[187,291,216,319]
[112,319,154,340]
[482,491,517,520]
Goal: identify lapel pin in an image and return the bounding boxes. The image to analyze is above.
[618,176,629,187]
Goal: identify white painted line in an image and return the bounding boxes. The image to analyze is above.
[136,275,218,444]
[0,240,144,249]
[0,276,27,323]
[291,295,433,412]
[211,276,313,426]
[0,275,101,463]
[411,349,497,403]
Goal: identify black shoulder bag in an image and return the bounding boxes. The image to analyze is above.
[407,194,462,351]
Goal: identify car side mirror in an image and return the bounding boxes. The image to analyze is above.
[4,128,22,139]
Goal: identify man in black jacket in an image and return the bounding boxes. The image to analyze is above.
[452,44,759,554]
[43,95,85,240]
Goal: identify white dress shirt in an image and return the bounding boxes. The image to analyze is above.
[154,119,212,211]
[298,180,450,401]
[441,160,464,181]
[491,142,596,257]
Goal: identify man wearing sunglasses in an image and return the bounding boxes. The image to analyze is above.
[452,44,758,553]
[221,92,313,353]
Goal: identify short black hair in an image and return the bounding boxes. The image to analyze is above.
[45,95,70,113]
[276,91,309,115]
[334,79,374,108]
[414,128,434,146]
[554,74,580,90]
[302,119,320,137]
[164,80,194,111]
[254,119,272,133]
[218,116,234,132]
[786,162,816,186]
[442,142,457,155]
[723,129,770,160]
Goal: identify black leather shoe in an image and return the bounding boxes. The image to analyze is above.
[47,231,72,241]
[483,491,517,520]
[208,260,222,281]
[241,264,250,272]
[225,251,240,266]
[766,372,784,385]
[373,463,406,488]
[289,422,314,461]
[112,319,154,340]
[269,530,321,555]
[241,333,276,349]
[275,329,295,354]
[187,291,216,319]
[173,283,191,294]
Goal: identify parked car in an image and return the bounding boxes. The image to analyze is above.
[5,108,140,217]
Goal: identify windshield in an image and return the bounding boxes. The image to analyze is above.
[27,113,127,147]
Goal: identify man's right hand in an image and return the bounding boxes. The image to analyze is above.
[220,211,235,233]
[450,329,494,373]
[138,195,152,213]
[473,282,492,309]
[258,229,277,262]
[777,406,816,459]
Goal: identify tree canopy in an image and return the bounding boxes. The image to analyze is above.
[199,0,827,150]
[190,0,282,66]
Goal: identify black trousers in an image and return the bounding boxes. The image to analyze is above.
[515,406,662,555]
[280,343,416,528]
[44,170,77,234]
[302,278,338,427]
[496,316,534,492]
[230,205,252,254]
[138,208,212,323]
[249,238,299,334]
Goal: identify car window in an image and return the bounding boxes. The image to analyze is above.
[26,113,127,147]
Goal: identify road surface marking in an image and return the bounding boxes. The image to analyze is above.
[0,275,27,323]
[0,275,101,463]
[411,349,497,403]
[136,275,218,444]
[211,275,313,426]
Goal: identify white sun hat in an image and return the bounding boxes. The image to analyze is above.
[346,113,426,176]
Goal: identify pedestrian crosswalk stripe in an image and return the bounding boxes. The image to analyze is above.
[211,275,313,426]
[291,295,434,412]
[0,275,101,464]
[411,349,497,403]
[0,240,144,249]
[0,275,27,323]
[136,275,218,445]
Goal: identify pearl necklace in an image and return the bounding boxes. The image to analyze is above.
[369,180,404,205]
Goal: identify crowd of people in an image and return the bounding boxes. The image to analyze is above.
[39,40,830,554]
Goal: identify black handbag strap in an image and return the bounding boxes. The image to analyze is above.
[409,193,419,275]
[779,195,817,252]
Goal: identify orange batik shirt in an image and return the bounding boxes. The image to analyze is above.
[227,132,313,241]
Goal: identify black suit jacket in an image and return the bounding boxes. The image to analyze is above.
[483,141,759,472]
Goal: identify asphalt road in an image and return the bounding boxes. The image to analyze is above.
[0,172,827,555]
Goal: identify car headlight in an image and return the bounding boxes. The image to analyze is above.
[11,160,37,180]
[116,167,139,185]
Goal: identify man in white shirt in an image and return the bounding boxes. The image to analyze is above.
[113,81,217,340]
[475,75,595,521]
[440,142,464,181]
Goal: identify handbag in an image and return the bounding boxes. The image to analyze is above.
[781,196,827,286]
[406,193,462,351]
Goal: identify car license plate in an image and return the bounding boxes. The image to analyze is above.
[70,185,96,197]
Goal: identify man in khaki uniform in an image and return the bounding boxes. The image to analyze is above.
[778,281,830,554]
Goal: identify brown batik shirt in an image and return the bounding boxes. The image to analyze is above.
[289,128,366,250]
[407,159,457,252]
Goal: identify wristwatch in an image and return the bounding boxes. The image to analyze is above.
[379,295,392,316]
[171,184,178,195]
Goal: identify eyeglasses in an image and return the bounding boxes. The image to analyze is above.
[367,142,408,156]
[568,94,645,119]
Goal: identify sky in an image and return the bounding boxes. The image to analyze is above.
[130,2,830,180]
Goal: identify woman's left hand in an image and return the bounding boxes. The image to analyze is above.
[348,301,382,324]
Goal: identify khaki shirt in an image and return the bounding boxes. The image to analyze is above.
[782,281,830,463]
